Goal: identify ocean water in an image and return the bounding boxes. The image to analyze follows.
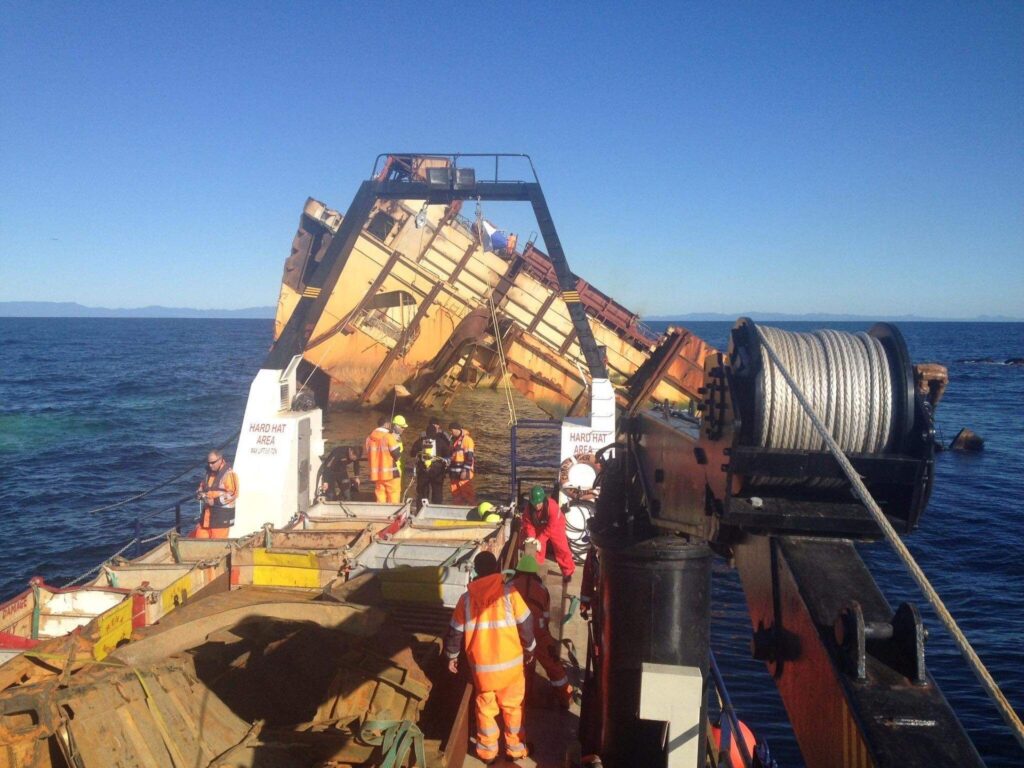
[0,317,1021,765]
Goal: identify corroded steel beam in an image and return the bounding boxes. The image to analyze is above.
[267,181,377,368]
[305,250,402,351]
[360,281,445,403]
[734,535,983,768]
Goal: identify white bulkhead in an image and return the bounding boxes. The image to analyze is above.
[231,357,324,535]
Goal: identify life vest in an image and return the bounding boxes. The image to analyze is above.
[450,431,475,480]
[198,463,237,528]
[450,573,532,690]
[365,428,400,481]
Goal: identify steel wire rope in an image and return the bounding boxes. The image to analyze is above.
[85,429,239,515]
[475,197,518,426]
[754,324,1024,750]
[63,538,138,586]
[753,327,896,487]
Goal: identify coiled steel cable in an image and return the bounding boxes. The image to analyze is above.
[753,327,895,487]
[755,324,1024,750]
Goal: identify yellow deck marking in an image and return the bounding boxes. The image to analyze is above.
[252,549,321,588]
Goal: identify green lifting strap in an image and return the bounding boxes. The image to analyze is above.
[562,594,579,626]
[360,719,427,768]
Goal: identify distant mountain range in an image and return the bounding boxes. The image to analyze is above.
[644,311,1024,323]
[0,302,276,319]
[1,302,1020,323]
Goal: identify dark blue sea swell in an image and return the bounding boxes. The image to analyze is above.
[0,317,1020,765]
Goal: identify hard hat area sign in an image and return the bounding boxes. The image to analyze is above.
[562,428,612,459]
[247,421,288,456]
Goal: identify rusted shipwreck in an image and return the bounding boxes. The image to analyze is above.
[275,154,712,417]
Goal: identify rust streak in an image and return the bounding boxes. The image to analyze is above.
[360,282,445,403]
[305,250,401,350]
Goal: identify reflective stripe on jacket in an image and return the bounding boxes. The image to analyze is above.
[365,428,400,481]
[198,463,238,510]
[445,573,535,691]
[450,432,475,480]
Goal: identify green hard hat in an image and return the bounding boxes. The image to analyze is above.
[529,485,546,506]
[516,554,540,574]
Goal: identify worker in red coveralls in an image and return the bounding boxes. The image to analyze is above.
[446,551,535,764]
[521,485,575,580]
[510,553,574,708]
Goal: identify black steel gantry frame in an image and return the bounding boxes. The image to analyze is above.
[264,153,607,381]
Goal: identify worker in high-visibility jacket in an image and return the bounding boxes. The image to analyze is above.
[192,450,238,539]
[448,421,477,505]
[521,485,576,579]
[364,416,403,503]
[510,554,573,708]
[446,551,536,764]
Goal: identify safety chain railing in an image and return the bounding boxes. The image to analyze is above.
[64,492,199,587]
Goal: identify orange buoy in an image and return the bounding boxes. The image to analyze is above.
[711,718,757,767]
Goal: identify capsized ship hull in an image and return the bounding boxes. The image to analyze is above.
[275,165,712,417]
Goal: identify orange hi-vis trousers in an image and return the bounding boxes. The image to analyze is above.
[374,477,402,503]
[474,673,527,761]
[192,509,230,539]
[531,626,573,706]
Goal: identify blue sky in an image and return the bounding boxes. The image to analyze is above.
[1,3,1021,318]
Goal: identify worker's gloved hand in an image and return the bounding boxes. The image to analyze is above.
[447,658,459,674]
[579,601,591,620]
[562,574,572,586]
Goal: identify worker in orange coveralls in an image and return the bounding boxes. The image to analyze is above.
[192,450,238,539]
[365,416,404,503]
[521,485,576,580]
[448,421,477,504]
[445,551,536,764]
[511,554,574,708]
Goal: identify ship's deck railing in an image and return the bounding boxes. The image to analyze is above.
[65,491,200,586]
[708,649,760,767]
[371,152,539,184]
[129,493,200,556]
[509,418,562,501]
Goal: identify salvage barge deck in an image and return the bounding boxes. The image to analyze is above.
[0,504,585,768]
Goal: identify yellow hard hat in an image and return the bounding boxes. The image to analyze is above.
[516,554,540,574]
[391,414,408,428]
[475,501,494,519]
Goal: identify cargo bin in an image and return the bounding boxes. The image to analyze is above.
[349,539,481,608]
[0,579,134,662]
[92,562,216,626]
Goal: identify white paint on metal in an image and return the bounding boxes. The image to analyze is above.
[232,362,325,536]
[639,662,704,768]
